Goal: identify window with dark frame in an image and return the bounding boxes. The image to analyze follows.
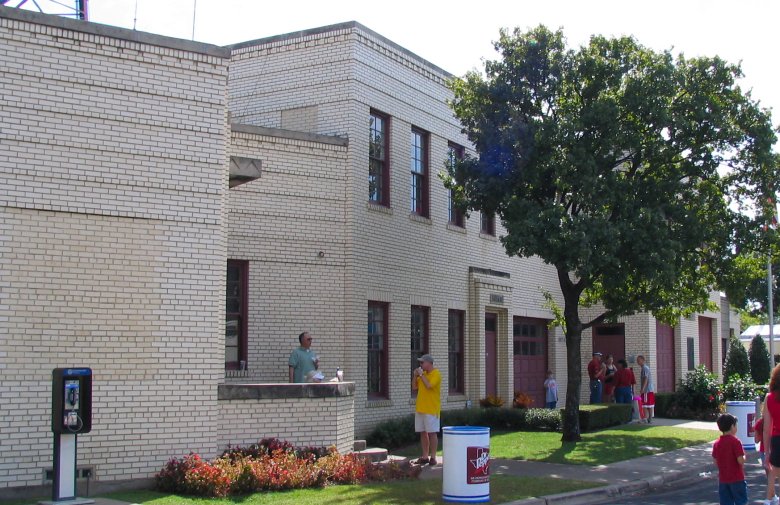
[226,260,248,370]
[369,111,390,206]
[512,319,546,356]
[448,309,465,394]
[481,211,495,236]
[411,306,430,373]
[368,301,389,398]
[410,128,429,217]
[447,143,465,227]
[686,337,695,370]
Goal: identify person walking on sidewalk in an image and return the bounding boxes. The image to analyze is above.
[761,365,780,505]
[637,355,655,423]
[412,354,441,466]
[713,412,747,505]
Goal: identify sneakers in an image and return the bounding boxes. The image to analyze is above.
[429,456,437,466]
[763,496,779,505]
[414,457,429,465]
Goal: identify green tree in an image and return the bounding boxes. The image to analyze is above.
[724,334,750,382]
[447,26,778,441]
[749,334,772,384]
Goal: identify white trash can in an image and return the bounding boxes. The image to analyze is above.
[442,426,490,503]
[725,400,756,450]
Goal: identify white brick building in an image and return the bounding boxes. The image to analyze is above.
[0,8,739,495]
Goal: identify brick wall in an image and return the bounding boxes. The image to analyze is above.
[227,23,565,436]
[0,7,229,489]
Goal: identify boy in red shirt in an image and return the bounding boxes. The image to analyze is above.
[713,413,747,505]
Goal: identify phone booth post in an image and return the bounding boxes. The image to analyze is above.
[45,368,94,504]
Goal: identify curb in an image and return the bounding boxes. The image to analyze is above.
[498,463,714,505]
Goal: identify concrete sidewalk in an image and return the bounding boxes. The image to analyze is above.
[415,417,722,505]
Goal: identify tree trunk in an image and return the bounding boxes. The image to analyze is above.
[558,267,583,442]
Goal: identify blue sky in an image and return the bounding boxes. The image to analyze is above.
[12,0,780,134]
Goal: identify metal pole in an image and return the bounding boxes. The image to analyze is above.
[770,258,775,365]
[191,0,196,40]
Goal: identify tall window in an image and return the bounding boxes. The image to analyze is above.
[368,302,389,398]
[447,143,465,227]
[448,310,465,394]
[411,306,429,371]
[481,212,495,236]
[410,128,429,217]
[369,111,390,206]
[226,260,248,370]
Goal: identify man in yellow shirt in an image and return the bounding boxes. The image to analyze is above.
[412,354,441,465]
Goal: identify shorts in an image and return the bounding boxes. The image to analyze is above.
[718,480,747,505]
[415,413,440,433]
[770,436,780,467]
[642,392,655,407]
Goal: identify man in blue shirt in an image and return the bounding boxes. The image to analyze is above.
[288,332,319,383]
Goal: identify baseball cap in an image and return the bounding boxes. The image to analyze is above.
[417,354,434,364]
[592,352,602,356]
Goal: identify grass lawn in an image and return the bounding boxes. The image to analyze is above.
[490,424,718,465]
[393,424,717,466]
[97,475,599,505]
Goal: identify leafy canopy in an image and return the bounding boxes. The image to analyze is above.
[448,26,778,329]
[448,25,777,441]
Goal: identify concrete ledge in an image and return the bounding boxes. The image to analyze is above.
[231,123,349,147]
[218,381,355,400]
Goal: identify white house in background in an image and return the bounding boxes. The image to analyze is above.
[739,325,780,352]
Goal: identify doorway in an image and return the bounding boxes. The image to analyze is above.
[485,313,498,396]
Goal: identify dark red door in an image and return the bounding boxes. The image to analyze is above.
[656,322,675,392]
[592,324,626,362]
[699,317,714,371]
[513,317,548,408]
[485,313,498,396]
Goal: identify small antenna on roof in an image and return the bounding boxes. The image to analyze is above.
[191,0,196,40]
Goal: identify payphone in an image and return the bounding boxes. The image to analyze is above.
[52,368,92,435]
[49,368,93,504]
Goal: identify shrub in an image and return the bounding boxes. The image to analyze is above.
[724,334,750,382]
[512,391,534,408]
[653,392,675,417]
[155,453,206,494]
[578,404,632,432]
[365,414,416,450]
[666,365,722,420]
[722,374,761,402]
[750,335,772,385]
[156,439,417,497]
[315,452,369,485]
[182,458,231,497]
[523,407,563,431]
[479,395,505,408]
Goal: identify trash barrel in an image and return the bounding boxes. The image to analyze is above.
[442,426,490,503]
[725,400,756,450]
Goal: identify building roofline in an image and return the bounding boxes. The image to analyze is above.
[227,20,453,78]
[0,5,230,58]
[231,123,348,147]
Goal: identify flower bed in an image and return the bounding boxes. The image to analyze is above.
[155,438,420,497]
